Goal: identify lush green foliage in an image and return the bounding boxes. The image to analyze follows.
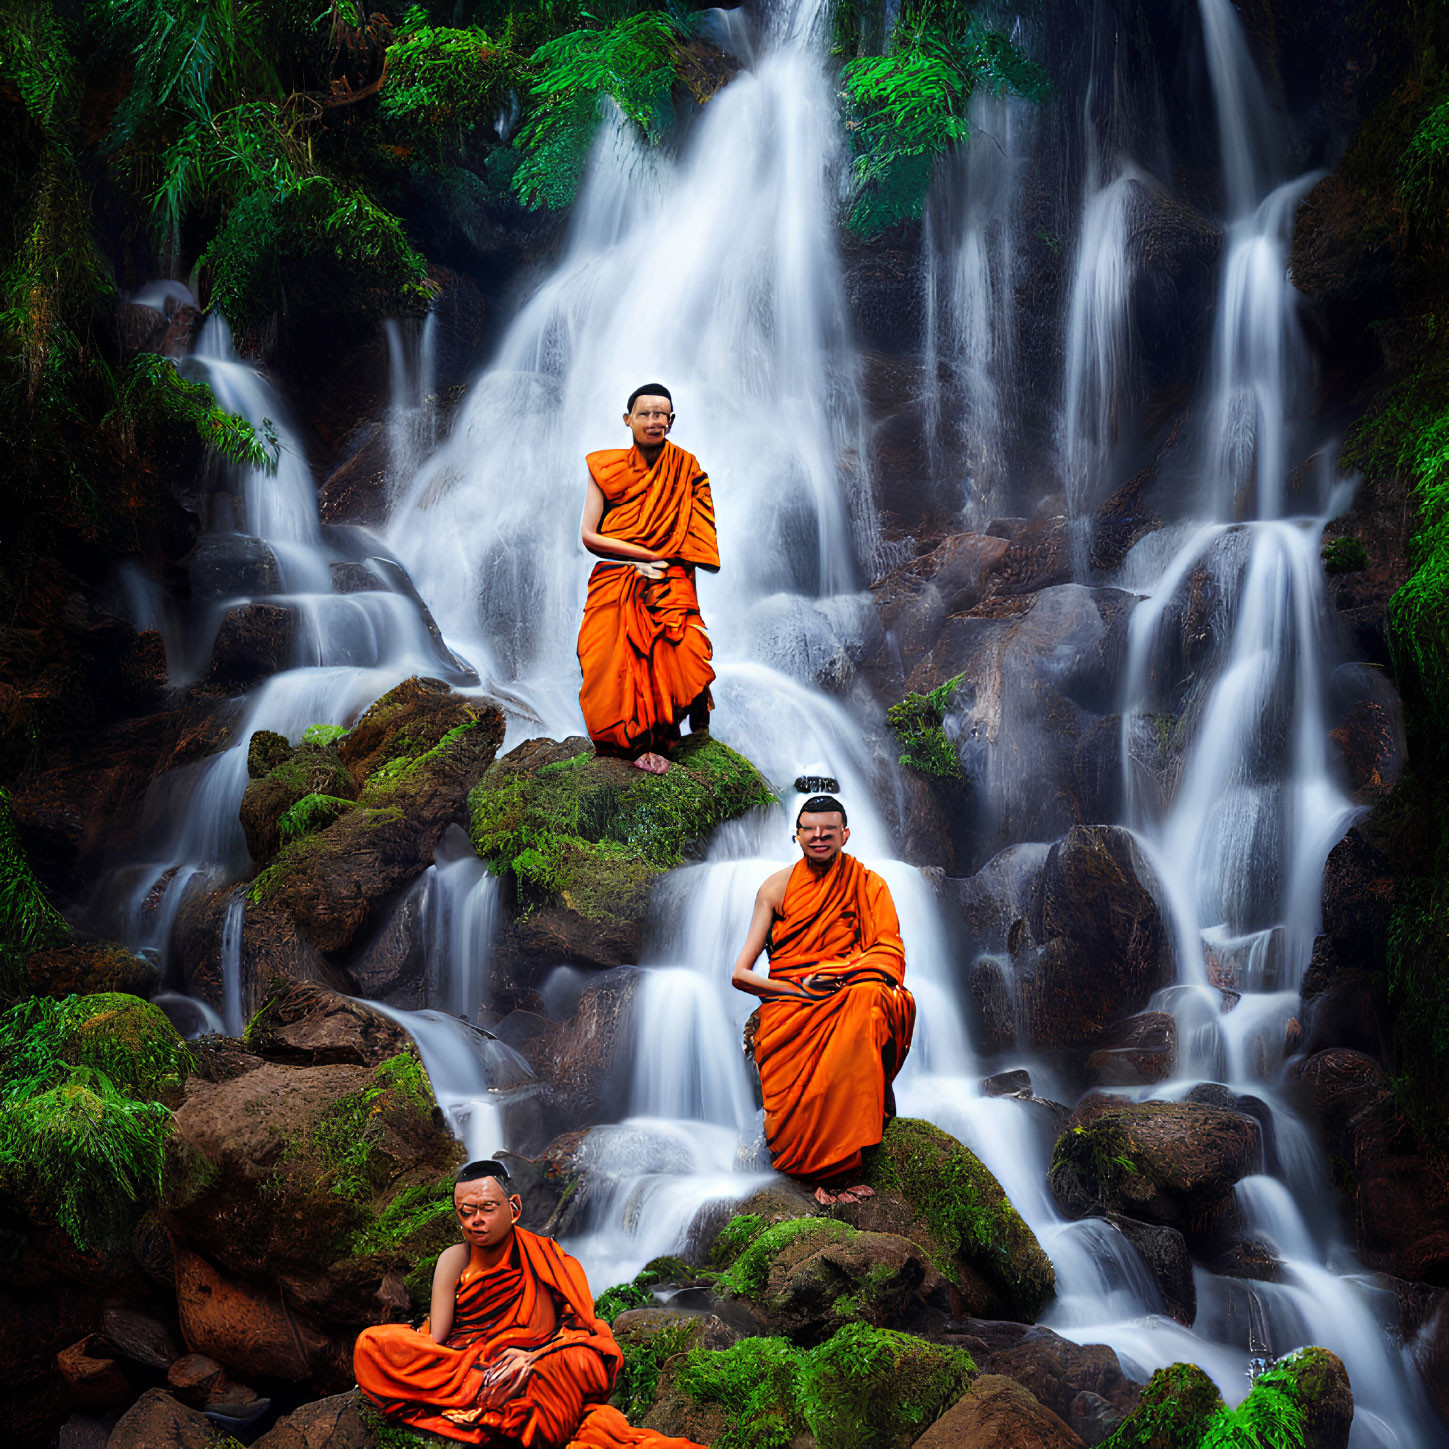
[1101,1361,1223,1448]
[513,10,685,210]
[303,722,349,745]
[0,992,190,1248]
[674,1324,975,1449]
[887,673,964,778]
[0,789,69,992]
[277,791,355,843]
[1198,1360,1305,1449]
[615,1319,696,1419]
[717,1217,851,1298]
[1321,535,1368,574]
[840,2,1048,236]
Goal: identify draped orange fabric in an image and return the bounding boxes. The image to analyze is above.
[353,1228,703,1449]
[577,441,718,754]
[755,853,917,1180]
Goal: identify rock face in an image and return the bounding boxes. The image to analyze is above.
[910,1374,1084,1449]
[244,980,411,1067]
[1297,1049,1449,1284]
[469,732,774,995]
[1050,1098,1261,1245]
[163,1045,461,1358]
[106,1389,223,1449]
[250,1390,377,1448]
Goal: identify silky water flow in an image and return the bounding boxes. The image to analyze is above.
[86,1,1444,1441]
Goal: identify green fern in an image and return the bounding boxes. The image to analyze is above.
[886,673,964,779]
[512,10,686,210]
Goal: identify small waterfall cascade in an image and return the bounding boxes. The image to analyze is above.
[85,314,479,1024]
[922,87,1030,518]
[385,314,440,489]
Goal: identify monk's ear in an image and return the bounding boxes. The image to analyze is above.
[508,1194,522,1221]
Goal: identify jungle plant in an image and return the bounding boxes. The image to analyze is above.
[1321,535,1368,574]
[840,1,1048,236]
[887,673,964,778]
[512,9,690,210]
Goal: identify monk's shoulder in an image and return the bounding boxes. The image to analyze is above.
[669,443,707,480]
[433,1241,469,1284]
[759,864,793,908]
[585,448,636,492]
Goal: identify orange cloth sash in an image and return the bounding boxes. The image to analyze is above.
[354,1228,702,1449]
[577,442,718,754]
[755,854,917,1180]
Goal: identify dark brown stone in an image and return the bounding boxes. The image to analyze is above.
[20,938,158,999]
[335,674,478,788]
[106,1390,217,1449]
[55,1337,130,1409]
[244,979,410,1066]
[98,1306,181,1372]
[1108,1215,1195,1326]
[166,1353,225,1407]
[239,741,356,867]
[208,604,296,690]
[249,1390,377,1449]
[1085,1012,1176,1086]
[911,1374,1084,1449]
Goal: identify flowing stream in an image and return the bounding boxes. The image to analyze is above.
[95,1,1445,1442]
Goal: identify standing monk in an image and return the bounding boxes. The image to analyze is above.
[730,796,917,1204]
[354,1159,705,1448]
[578,384,718,772]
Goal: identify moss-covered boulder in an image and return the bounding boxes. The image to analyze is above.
[241,736,357,866]
[163,1046,462,1323]
[1049,1099,1261,1244]
[0,993,191,1262]
[610,1307,738,1421]
[645,1323,976,1449]
[468,732,773,977]
[844,1118,1055,1323]
[1099,1362,1222,1448]
[243,684,505,967]
[711,1214,938,1341]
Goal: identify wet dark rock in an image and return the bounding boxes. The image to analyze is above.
[1301,935,1389,1060]
[1329,664,1404,804]
[1296,1048,1449,1283]
[244,979,411,1067]
[97,1306,180,1372]
[965,1320,1140,1444]
[1319,826,1395,964]
[1276,1347,1354,1449]
[1085,1012,1177,1086]
[513,973,639,1150]
[1107,1215,1195,1325]
[1013,826,1170,1057]
[1089,463,1164,574]
[107,1389,218,1449]
[1206,1237,1282,1283]
[186,535,282,600]
[248,729,293,778]
[318,420,390,528]
[249,1389,376,1449]
[165,1353,225,1407]
[335,674,476,788]
[1066,1391,1121,1448]
[982,1069,1033,1098]
[207,603,296,690]
[1050,1097,1261,1244]
[344,873,430,1005]
[967,957,1016,1054]
[910,1374,1084,1449]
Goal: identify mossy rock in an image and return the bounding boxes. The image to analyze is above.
[712,1215,934,1341]
[858,1117,1054,1322]
[650,1323,975,1449]
[338,675,479,788]
[163,1048,463,1319]
[610,1307,738,1421]
[240,738,357,864]
[595,1255,719,1325]
[57,992,193,1103]
[20,939,160,1002]
[468,733,773,971]
[1099,1361,1222,1449]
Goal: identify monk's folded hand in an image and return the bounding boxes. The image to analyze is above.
[481,1345,536,1398]
[632,559,668,580]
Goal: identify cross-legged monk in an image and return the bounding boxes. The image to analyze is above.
[730,796,917,1204]
[354,1160,705,1448]
[578,383,719,774]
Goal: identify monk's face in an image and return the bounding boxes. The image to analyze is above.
[624,394,673,448]
[796,809,848,867]
[454,1175,522,1251]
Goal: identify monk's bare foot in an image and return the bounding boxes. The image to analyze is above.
[633,751,670,774]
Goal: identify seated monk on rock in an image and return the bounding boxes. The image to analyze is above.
[577,383,719,774]
[730,795,917,1204]
[354,1159,704,1448]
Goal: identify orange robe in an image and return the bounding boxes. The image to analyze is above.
[578,440,718,755]
[755,854,917,1181]
[354,1228,702,1449]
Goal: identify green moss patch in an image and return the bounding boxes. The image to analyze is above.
[862,1117,1054,1321]
[672,1324,975,1449]
[1101,1362,1222,1449]
[717,1218,853,1299]
[887,674,965,779]
[596,1256,720,1324]
[0,993,189,1250]
[614,1317,701,1421]
[468,734,773,921]
[277,792,354,845]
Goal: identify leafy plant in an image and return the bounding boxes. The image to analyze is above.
[512,9,688,210]
[1321,535,1368,574]
[887,673,964,778]
[302,722,349,746]
[840,2,1048,236]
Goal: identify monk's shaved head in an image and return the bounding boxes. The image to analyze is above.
[796,794,847,828]
[626,382,672,412]
[454,1159,521,1250]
